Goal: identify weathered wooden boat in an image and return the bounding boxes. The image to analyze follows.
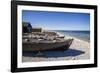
[22,22,74,57]
[22,38,73,51]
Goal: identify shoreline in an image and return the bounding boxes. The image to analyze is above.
[55,32,90,59]
[56,31,90,43]
[22,32,90,62]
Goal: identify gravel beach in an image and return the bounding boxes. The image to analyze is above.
[22,34,90,62]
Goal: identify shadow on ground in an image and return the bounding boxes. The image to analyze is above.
[23,48,85,58]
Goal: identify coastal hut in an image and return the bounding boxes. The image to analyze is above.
[22,22,32,33]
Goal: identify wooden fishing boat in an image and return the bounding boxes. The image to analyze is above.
[23,38,73,51]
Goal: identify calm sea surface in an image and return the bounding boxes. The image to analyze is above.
[55,30,90,42]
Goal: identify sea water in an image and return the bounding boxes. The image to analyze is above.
[55,30,90,42]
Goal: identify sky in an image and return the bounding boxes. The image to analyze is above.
[22,10,90,31]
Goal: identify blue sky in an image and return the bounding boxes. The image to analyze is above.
[22,10,90,31]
